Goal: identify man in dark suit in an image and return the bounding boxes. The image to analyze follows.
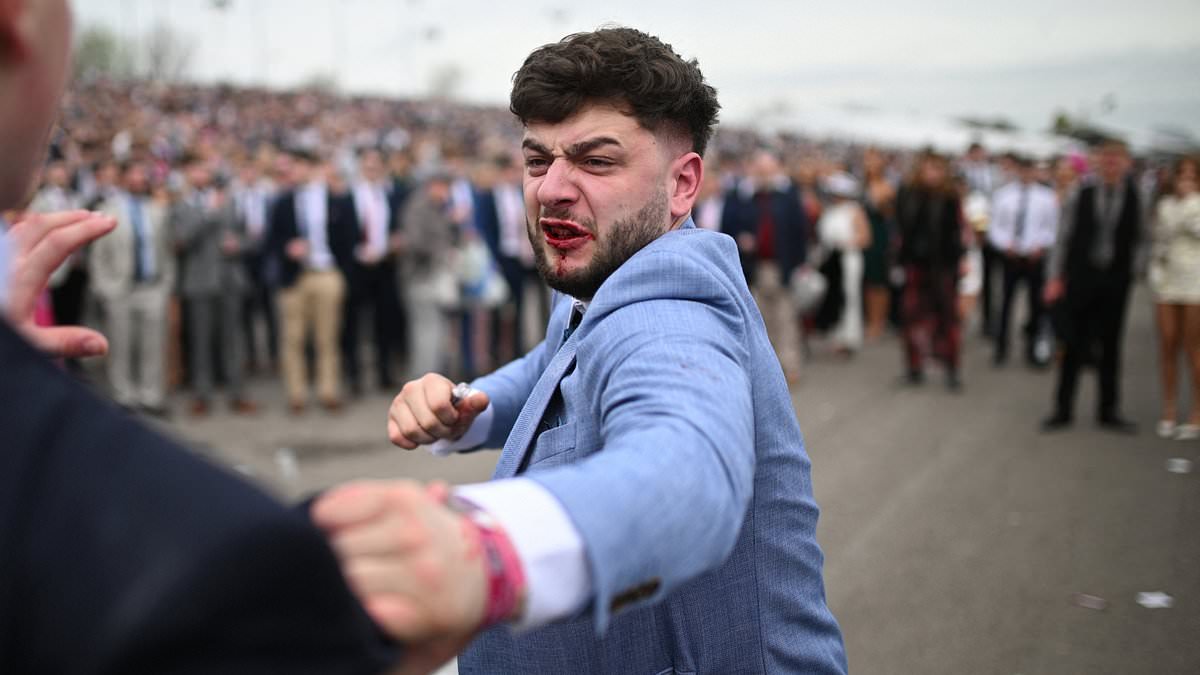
[724,149,809,381]
[345,147,404,394]
[0,3,401,672]
[1042,138,1146,433]
[266,149,359,413]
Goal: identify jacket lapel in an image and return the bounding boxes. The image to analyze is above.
[492,329,580,479]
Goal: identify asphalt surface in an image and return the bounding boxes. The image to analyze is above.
[157,286,1197,674]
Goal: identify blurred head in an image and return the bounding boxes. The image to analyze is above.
[182,153,213,190]
[287,149,319,186]
[1093,139,1131,186]
[863,147,887,180]
[748,150,783,185]
[237,160,260,186]
[424,174,452,204]
[387,149,412,177]
[1168,156,1199,198]
[0,0,74,209]
[512,27,718,299]
[916,152,951,192]
[121,161,149,196]
[358,147,385,183]
[94,160,119,188]
[966,142,986,163]
[43,160,69,189]
[1014,156,1037,185]
[1052,156,1078,189]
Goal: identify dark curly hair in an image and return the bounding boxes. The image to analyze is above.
[510,27,720,156]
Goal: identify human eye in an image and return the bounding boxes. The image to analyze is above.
[524,156,549,176]
[581,156,615,171]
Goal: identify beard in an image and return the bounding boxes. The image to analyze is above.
[528,189,669,300]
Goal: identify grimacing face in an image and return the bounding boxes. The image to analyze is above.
[521,103,696,300]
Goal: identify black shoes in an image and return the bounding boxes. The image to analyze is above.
[1041,412,1139,434]
[1041,413,1072,432]
[1097,415,1138,435]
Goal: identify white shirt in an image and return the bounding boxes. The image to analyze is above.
[0,224,10,311]
[235,182,271,243]
[353,180,391,260]
[695,196,725,231]
[495,182,528,261]
[987,181,1059,255]
[296,182,335,270]
[429,298,592,630]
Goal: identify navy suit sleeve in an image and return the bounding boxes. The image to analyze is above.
[0,323,398,674]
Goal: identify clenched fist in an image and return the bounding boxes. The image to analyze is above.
[387,373,490,450]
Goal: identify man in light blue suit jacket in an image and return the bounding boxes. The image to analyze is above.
[314,27,846,674]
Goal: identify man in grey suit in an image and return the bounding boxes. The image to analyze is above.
[399,173,459,377]
[90,161,175,416]
[314,28,847,674]
[173,153,257,416]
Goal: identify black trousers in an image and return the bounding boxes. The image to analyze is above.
[342,261,401,390]
[1053,273,1131,419]
[980,242,1001,336]
[995,254,1046,361]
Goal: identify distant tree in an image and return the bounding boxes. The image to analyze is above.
[72,24,135,80]
[301,72,341,95]
[1051,110,1074,135]
[428,62,464,101]
[142,22,196,83]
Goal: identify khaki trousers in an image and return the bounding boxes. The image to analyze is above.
[279,270,345,403]
[752,261,803,378]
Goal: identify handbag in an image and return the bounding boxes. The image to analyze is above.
[790,265,828,315]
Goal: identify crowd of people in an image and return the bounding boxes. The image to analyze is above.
[11,78,1199,435]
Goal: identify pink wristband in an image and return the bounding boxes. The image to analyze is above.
[445,495,528,627]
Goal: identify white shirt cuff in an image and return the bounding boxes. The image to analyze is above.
[428,406,494,456]
[455,478,591,631]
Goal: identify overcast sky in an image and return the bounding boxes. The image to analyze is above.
[74,0,1200,136]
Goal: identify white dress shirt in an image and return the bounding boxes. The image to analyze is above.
[428,299,592,630]
[987,181,1059,255]
[694,196,725,231]
[0,224,10,310]
[296,182,335,270]
[235,182,270,243]
[494,183,528,261]
[353,181,391,261]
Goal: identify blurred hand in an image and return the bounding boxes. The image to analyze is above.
[387,373,490,449]
[389,232,405,254]
[312,480,487,647]
[736,232,757,254]
[1044,278,1065,304]
[5,210,115,357]
[220,232,240,256]
[285,238,309,261]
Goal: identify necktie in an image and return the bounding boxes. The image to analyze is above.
[1013,186,1029,250]
[130,197,150,282]
[562,304,582,344]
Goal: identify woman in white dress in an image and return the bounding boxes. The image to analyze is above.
[1151,156,1200,439]
[818,173,872,353]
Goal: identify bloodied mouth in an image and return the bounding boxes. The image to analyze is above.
[541,218,594,251]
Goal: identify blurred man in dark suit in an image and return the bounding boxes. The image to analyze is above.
[266,149,359,413]
[346,147,404,393]
[0,1,405,672]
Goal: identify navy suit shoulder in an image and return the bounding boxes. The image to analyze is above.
[0,322,396,674]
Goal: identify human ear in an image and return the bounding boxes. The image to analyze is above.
[668,151,703,220]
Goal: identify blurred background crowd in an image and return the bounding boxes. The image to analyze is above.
[8,74,1197,428]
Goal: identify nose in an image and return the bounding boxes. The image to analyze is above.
[536,158,579,211]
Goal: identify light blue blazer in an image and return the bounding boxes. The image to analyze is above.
[459,220,847,674]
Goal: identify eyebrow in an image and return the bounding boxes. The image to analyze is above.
[521,136,623,158]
